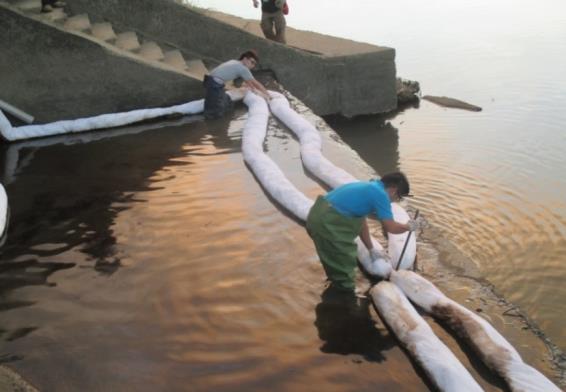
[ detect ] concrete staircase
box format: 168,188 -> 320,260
1,0 -> 209,80
2,0 -> 397,117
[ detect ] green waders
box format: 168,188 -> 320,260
306,196 -> 363,291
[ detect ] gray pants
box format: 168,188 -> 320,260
261,11 -> 286,44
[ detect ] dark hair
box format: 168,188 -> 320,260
380,172 -> 411,197
239,49 -> 259,63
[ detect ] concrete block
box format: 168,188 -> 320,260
138,41 -> 165,61
90,22 -> 116,41
64,13 -> 90,31
162,50 -> 186,70
185,59 -> 208,80
115,31 -> 140,51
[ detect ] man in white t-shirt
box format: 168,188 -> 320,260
203,50 -> 271,119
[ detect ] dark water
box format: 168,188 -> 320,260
0,111 -> 396,390
196,0 -> 566,352
1,103 -> 525,391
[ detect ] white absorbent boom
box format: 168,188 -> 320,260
0,89 -> 559,391
243,91 -> 559,391
242,91 -> 482,390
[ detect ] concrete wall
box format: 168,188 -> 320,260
66,0 -> 397,116
0,6 -> 203,124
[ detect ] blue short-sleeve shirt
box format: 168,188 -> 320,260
324,180 -> 393,220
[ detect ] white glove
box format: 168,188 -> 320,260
407,216 -> 426,232
371,258 -> 393,279
359,247 -> 392,279
369,247 -> 387,261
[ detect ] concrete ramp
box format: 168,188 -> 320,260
65,0 -> 397,116
0,0 -> 210,123
1,0 -> 397,122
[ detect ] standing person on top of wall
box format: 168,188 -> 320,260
203,50 -> 271,120
252,0 -> 287,44
306,172 -> 425,292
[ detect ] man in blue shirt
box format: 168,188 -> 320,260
306,172 -> 421,291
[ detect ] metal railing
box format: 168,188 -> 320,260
0,99 -> 34,124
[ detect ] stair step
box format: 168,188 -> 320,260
138,41 -> 164,61
185,59 -> 208,80
11,0 -> 40,11
162,50 -> 187,70
90,22 -> 116,41
38,7 -> 66,22
5,2 -> 209,82
63,13 -> 90,31
115,31 -> 140,51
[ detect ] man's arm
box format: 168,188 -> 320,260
359,218 -> 373,250
381,219 -> 410,234
244,79 -> 271,100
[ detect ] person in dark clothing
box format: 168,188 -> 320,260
252,0 -> 287,44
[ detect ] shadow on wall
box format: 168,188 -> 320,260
325,114 -> 401,176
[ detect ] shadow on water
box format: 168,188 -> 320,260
0,113 -> 234,343
315,284 -> 442,391
314,285 -> 395,362
325,114 -> 401,176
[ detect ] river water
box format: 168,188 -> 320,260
194,0 -> 566,352
1,0 -> 565,391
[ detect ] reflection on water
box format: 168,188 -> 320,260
325,114 -> 400,176
0,108 -> 440,391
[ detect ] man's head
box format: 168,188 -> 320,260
239,49 -> 259,70
380,172 -> 412,201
